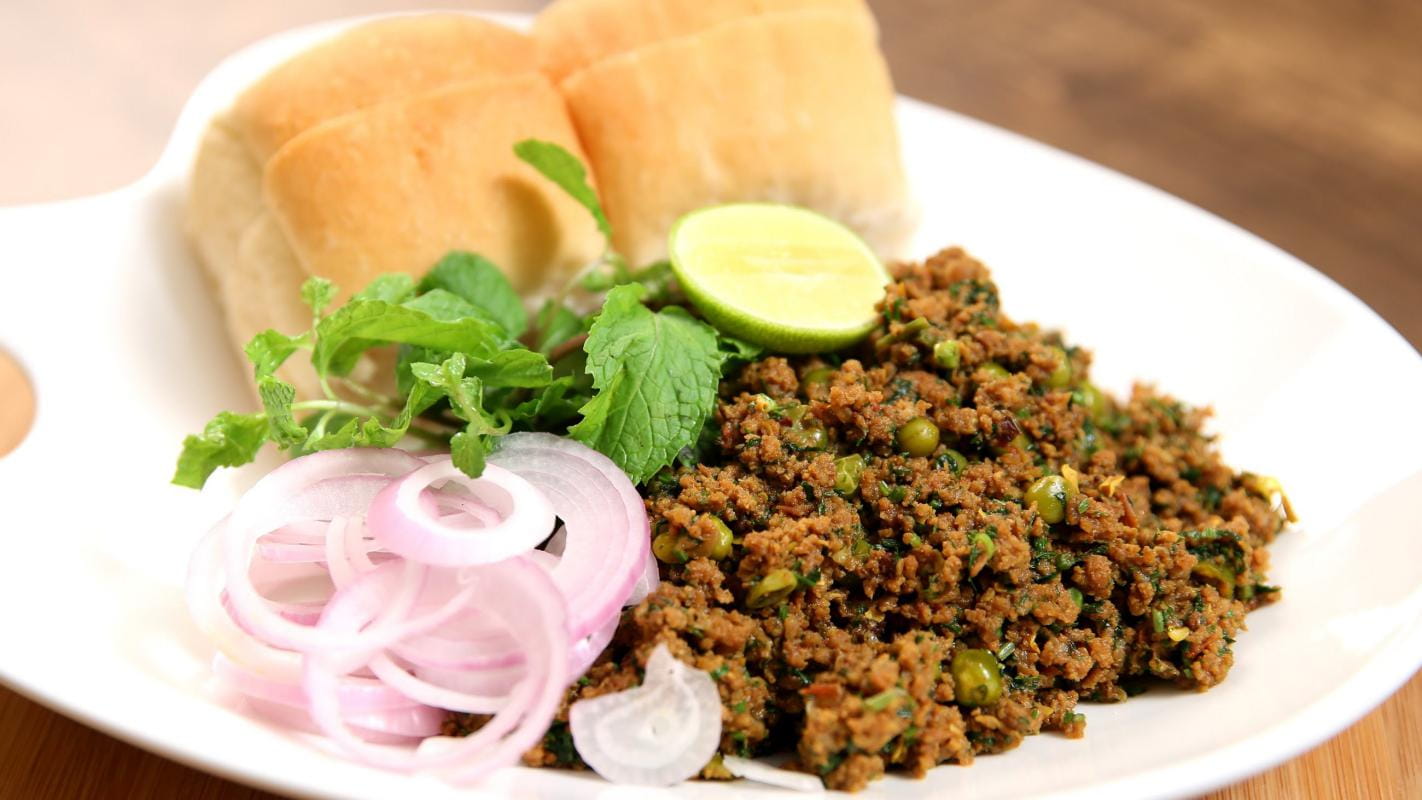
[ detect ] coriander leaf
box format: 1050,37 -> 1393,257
514,139 -> 611,239
244,329 -> 307,379
467,350 -> 552,388
418,252 -> 527,336
569,284 -> 724,482
534,299 -> 586,355
300,277 -> 337,317
172,411 -> 268,488
355,274 -> 416,303
257,375 -> 306,447
313,299 -> 505,377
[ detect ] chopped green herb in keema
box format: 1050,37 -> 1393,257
175,140 -> 758,489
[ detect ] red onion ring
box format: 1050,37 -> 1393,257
367,461 -> 554,567
187,439 -> 654,783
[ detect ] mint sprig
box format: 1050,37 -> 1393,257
177,143 -> 752,490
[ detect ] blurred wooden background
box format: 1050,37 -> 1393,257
0,1 -> 1418,798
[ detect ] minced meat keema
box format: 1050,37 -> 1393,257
455,247 -> 1293,791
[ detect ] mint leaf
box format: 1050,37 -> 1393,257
569,284 -> 723,482
514,139 -> 611,239
718,333 -> 764,363
450,430 -> 486,477
300,277 -> 337,317
410,354 -> 484,422
401,289 -> 486,322
244,329 -> 307,379
418,252 -> 527,336
534,300 -> 586,355
257,375 -> 306,447
313,299 -> 505,376
172,411 -> 268,488
302,416 -> 360,452
467,350 -> 552,388
355,274 -> 416,303
510,375 -> 586,428
410,353 -> 515,478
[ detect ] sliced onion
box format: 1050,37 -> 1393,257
367,459 -> 554,567
188,439 -> 655,786
213,654 -> 420,713
568,644 -> 722,786
303,557 -> 569,775
628,552 -> 660,607
722,756 -> 825,792
490,433 -> 651,637
243,697 -> 444,744
222,453 -> 428,653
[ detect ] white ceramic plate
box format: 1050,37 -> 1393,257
2,12 -> 1420,800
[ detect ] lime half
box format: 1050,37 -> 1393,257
668,204 -> 891,353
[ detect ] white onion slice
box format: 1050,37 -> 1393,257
568,644 -> 721,786
722,756 -> 825,792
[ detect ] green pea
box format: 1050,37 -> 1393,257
652,516 -> 734,563
978,362 -> 1011,382
897,417 -> 940,457
1191,561 -> 1236,599
933,340 -> 961,369
801,367 -> 834,399
1026,475 -> 1070,524
746,568 -> 798,609
852,538 -> 872,559
1077,382 -> 1109,425
834,454 -> 864,495
1046,347 -> 1072,389
950,649 -> 1003,707
784,419 -> 828,451
875,317 -> 930,349
702,517 -> 734,560
652,531 -> 689,564
937,448 -> 967,475
971,531 -> 996,563
1068,588 -> 1084,609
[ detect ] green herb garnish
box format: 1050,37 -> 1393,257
175,141 -> 748,489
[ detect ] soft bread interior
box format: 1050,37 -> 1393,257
558,9 -> 915,267
533,0 -> 873,84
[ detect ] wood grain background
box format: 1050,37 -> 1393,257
0,1 -> 1418,798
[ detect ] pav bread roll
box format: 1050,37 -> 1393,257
231,14 -> 534,165
532,0 -> 873,84
549,8 -> 914,267
262,73 -> 596,300
186,14 -> 603,397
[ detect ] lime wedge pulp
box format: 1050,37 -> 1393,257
667,204 -> 891,353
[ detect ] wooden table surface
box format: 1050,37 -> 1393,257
1,1 -> 1418,798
